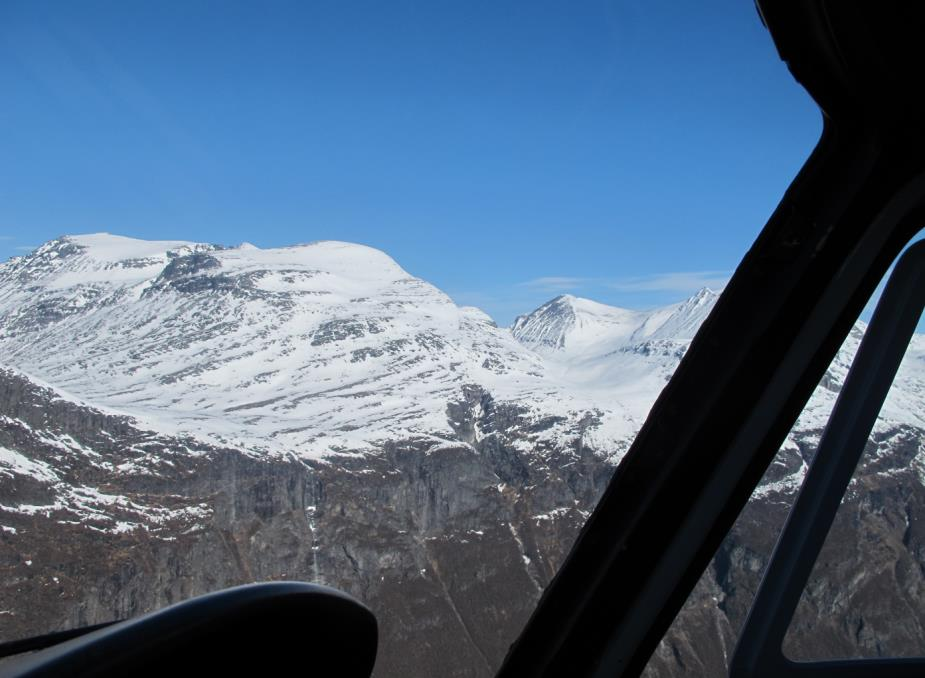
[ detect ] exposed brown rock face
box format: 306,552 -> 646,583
2,368 -> 924,677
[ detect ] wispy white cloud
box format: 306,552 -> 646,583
608,270 -> 730,293
518,276 -> 589,292
14,245 -> 36,252
0,236 -> 15,241
519,271 -> 731,295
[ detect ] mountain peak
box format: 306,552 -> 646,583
65,233 -> 203,262
685,286 -> 718,305
512,295 -> 644,352
511,288 -> 725,360
511,296 -> 577,350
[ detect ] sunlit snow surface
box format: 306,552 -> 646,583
1,234 -> 923,466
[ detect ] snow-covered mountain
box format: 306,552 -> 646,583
511,288 -> 716,355
3,233 -> 925,677
4,232 -> 925,525
3,233 -> 924,464
511,290 -> 720,411
0,235 -> 552,457
0,234 -> 738,462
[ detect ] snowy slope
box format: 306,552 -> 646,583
1,234 -> 923,466
0,235 -> 573,458
510,285 -> 925,495
510,289 -> 720,426
512,288 -> 717,358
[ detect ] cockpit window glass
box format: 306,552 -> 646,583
1,2 -> 820,675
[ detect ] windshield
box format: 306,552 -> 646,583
0,2 -> 845,676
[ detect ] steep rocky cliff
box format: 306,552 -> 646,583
0,370 -> 609,676
4,366 -> 925,676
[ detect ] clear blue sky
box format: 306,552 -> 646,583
0,0 -> 820,325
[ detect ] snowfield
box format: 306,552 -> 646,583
0,233 -> 922,469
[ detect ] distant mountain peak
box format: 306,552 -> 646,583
511,296 -> 578,350
512,295 -> 647,354
684,286 -> 718,305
